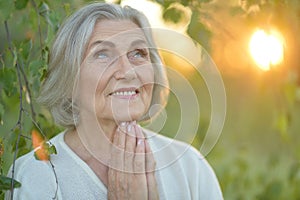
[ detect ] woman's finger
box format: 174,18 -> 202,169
145,139 -> 156,172
110,123 -> 126,170
134,124 -> 145,174
124,122 -> 136,173
108,123 -> 149,200
145,139 -> 159,200
117,122 -> 127,149
108,123 -> 128,199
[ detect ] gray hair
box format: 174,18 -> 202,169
38,2 -> 169,129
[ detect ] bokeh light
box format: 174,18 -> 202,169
249,29 -> 284,71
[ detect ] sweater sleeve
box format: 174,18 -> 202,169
5,153 -> 60,200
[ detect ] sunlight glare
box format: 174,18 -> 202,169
249,29 -> 284,71
121,0 -> 165,28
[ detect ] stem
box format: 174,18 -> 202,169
49,160 -> 58,200
20,134 -> 32,140
20,63 -> 36,121
23,109 -> 48,140
30,0 -> 43,49
4,20 -> 24,200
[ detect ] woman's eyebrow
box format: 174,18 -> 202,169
130,39 -> 148,48
88,39 -> 148,51
89,40 -> 115,49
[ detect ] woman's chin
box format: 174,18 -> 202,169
113,112 -> 145,123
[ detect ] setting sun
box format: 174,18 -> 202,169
249,29 -> 284,71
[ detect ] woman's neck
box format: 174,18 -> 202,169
66,110 -> 120,164
64,128 -> 109,186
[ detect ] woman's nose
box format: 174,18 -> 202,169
113,54 -> 137,80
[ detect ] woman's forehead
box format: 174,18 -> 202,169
89,19 -> 147,47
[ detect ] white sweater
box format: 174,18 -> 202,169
6,130 -> 223,200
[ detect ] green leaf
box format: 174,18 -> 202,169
12,49 -> 18,68
0,103 -> 4,120
63,3 -> 71,16
39,2 -> 50,15
12,136 -> 27,152
289,162 -> 300,182
199,0 -> 213,3
0,175 -> 21,190
42,47 -> 49,63
48,10 -> 60,32
163,7 -> 184,24
187,11 -> 212,52
179,0 -> 189,7
259,180 -> 283,199
275,113 -> 290,141
15,0 -> 29,10
0,1 -> 14,20
0,68 -> 18,97
19,39 -> 33,62
48,144 -> 57,155
154,0 -> 172,8
0,138 -> 3,157
38,2 -> 50,24
39,68 -> 48,82
29,60 -> 44,78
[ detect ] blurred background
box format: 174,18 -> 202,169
1,0 -> 300,199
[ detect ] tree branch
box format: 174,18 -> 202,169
20,63 -> 36,121
49,160 -> 58,200
30,0 -> 43,49
4,20 -> 24,200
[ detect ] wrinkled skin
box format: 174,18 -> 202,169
108,122 -> 159,200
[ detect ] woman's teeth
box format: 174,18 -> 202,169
111,91 -> 137,96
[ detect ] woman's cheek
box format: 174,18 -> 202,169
137,64 -> 154,84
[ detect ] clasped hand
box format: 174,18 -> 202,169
108,121 -> 159,200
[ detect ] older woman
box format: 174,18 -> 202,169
7,2 -> 223,200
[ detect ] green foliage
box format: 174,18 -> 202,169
151,1 -> 300,199
187,11 -> 212,52
163,6 -> 184,24
0,1 -> 14,20
15,0 -> 29,10
0,175 -> 21,190
0,0 -> 67,197
155,0 -> 213,51
154,0 -> 175,8
154,0 -> 213,7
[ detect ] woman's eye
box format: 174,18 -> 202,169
93,49 -> 113,62
97,52 -> 108,59
129,49 -> 149,60
133,51 -> 143,58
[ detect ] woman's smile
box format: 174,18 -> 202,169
77,19 -> 154,122
109,87 -> 140,99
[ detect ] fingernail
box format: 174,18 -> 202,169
118,122 -> 127,133
136,124 -> 142,130
137,139 -> 144,146
120,122 -> 126,127
127,123 -> 132,132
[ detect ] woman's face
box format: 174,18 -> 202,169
77,20 -> 154,124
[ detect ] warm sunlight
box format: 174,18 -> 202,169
249,29 -> 284,71
120,0 -> 165,28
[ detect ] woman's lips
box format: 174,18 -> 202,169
109,87 -> 140,99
